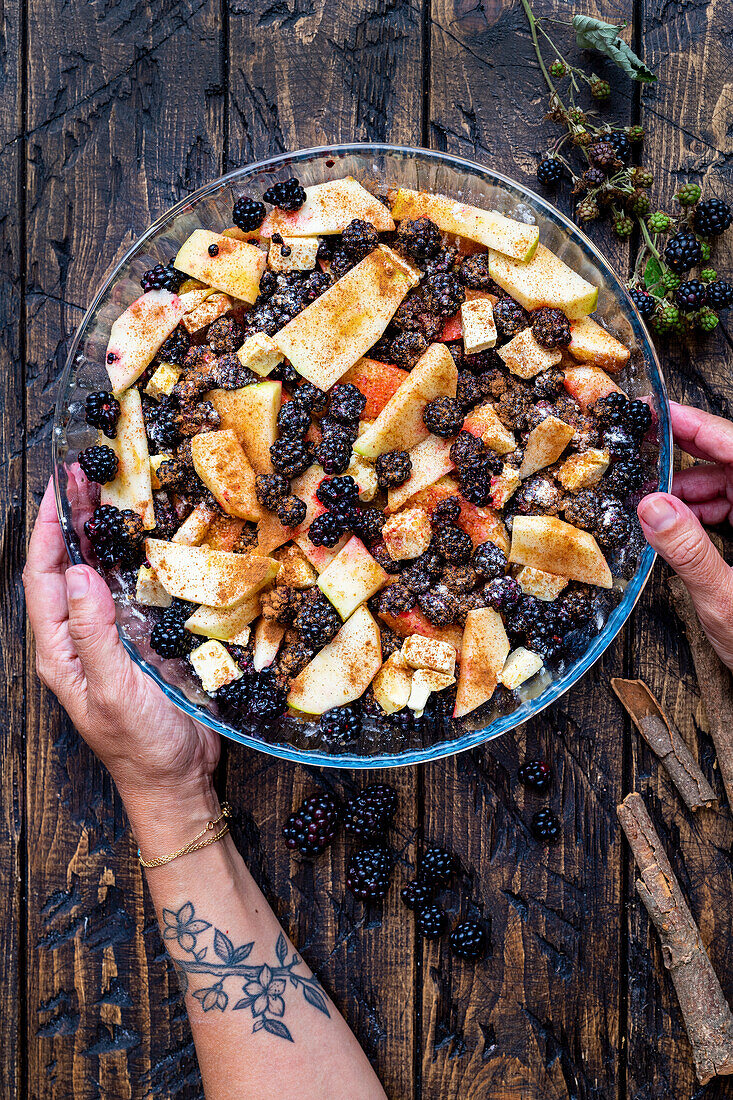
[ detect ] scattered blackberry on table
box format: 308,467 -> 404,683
419,847 -> 456,886
433,524 -> 473,565
706,279 -> 733,310
276,494 -> 307,528
316,475 -> 359,509
588,141 -> 619,171
346,846 -> 392,901
416,904 -> 446,939
379,584 -> 416,616
307,510 -> 347,548
292,381 -> 328,414
391,329 -> 428,370
418,590 -> 459,627
531,808 -> 561,842
328,382 -> 366,424
375,449 -> 412,490
401,880 -> 434,911
341,218 -> 379,260
140,260 -> 185,293
458,254 -> 498,290
675,279 -> 707,312
607,131 -> 632,163
232,195 -> 266,232
518,759 -> 551,791
397,216 -> 442,260
472,541 -> 508,580
255,473 -> 290,510
262,176 -> 306,211
693,197 -> 732,237
150,612 -> 195,659
536,158 -> 563,187
423,397 -> 465,438
249,672 -> 287,720
664,231 -> 703,274
270,437 -> 312,478
207,316 -> 243,354
627,287 -> 656,319
423,272 -> 465,317
282,793 -> 340,857
277,401 -> 311,438
78,444 -> 118,484
343,784 -> 397,840
484,575 -> 521,612
85,391 -> 121,438
493,296 -> 528,340
583,167 -> 605,187
319,703 -> 360,746
626,189 -> 650,218
450,921 -> 486,960
84,505 -> 143,566
530,306 -> 571,349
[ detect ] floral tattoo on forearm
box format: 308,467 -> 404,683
162,902 -> 330,1042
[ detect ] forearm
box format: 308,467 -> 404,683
126,783 -> 386,1100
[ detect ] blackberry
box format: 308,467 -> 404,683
282,793 -> 340,857
232,196 -> 266,232
533,368 -> 565,400
175,400 -> 220,437
556,589 -> 594,631
493,297 -> 528,340
456,371 -> 483,411
391,330 -> 429,370
294,592 -> 341,649
261,586 -> 300,625
675,279 -> 707,312
458,463 -> 497,506
270,360 -> 301,386
430,497 -> 460,526
706,279 -> 733,310
393,294 -> 444,340
375,449 -> 412,490
472,541 -> 508,580
450,430 -> 486,469
607,131 -> 632,163
341,218 -> 379,261
531,808 -> 561,842
262,177 -> 306,211
157,326 -> 191,365
292,381 -> 328,415
329,249 -> 354,278
450,921 -> 486,960
255,473 -> 290,510
433,524 -> 473,564
346,846 -> 392,901
605,458 -> 645,496
277,639 -> 314,682
518,759 -> 551,791
85,391 -> 121,438
583,167 -> 606,187
588,141 -> 620,171
270,437 -> 312,477
531,307 -> 571,349
396,217 -> 442,260
693,197 -> 732,237
379,584 -> 416,616
419,847 -> 456,886
423,246 -> 457,278
458,254 -> 498,290
319,704 -> 360,745
207,316 -> 243,354
321,415 -> 358,443
215,675 -> 252,717
441,565 -> 478,594
249,673 -> 287,720
84,505 -> 143,566
536,158 -> 563,187
307,510 -> 347,548
276,494 -> 307,528
628,287 -> 656,319
316,432 -> 352,475
369,542 -> 402,575
697,306 -> 720,331
316,475 -> 359,509
244,270 -> 332,336
664,232 -> 703,274
418,590 -> 459,627
343,784 -> 397,840
423,272 -> 465,317
140,260 -> 185,293
401,880 -> 434,911
416,904 -> 446,939
625,400 -> 652,439
423,397 -> 465,438
328,382 -> 366,424
631,167 -> 654,188
401,562 -> 430,595
150,612 -> 195,659
277,401 -> 311,438
79,444 -> 118,483
214,354 -> 256,389
626,189 -> 650,217
233,523 -> 259,552
484,575 -> 521,612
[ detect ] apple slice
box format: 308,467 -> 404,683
355,343 -> 458,459
568,317 -> 630,373
490,465 -> 521,509
508,516 -> 613,589
253,617 -> 286,671
191,430 -> 261,521
275,246 -> 420,391
295,532 -> 349,574
378,607 -> 463,652
260,177 -> 395,238
407,669 -> 455,715
386,435 -> 454,513
105,289 -> 185,394
410,474 -> 461,516
209,381 -> 281,474
185,592 -> 261,641
135,565 -> 172,608
454,608 -> 510,718
563,365 -> 623,412
457,500 -> 511,556
516,565 -> 568,601
497,327 -> 563,379
273,544 -> 318,589
346,455 -> 378,501
401,635 -> 456,676
189,640 -> 244,694
100,388 -> 156,529
171,501 -> 216,546
382,507 -> 432,561
268,237 -> 319,272
146,539 -> 278,607
500,648 -> 544,690
462,403 -> 517,455
488,243 -> 599,319
236,333 -> 284,378
287,605 -> 382,715
556,448 -> 610,491
391,189 -> 539,261
174,230 -> 266,304
256,464 -> 328,554
203,515 -> 246,552
317,536 -> 390,618
372,653 -> 413,715
519,415 -> 575,479
460,298 -> 497,353
341,358 -> 409,419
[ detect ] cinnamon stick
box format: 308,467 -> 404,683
669,576 -> 733,810
618,793 -> 733,1085
611,678 -> 716,812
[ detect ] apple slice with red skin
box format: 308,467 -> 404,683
341,357 -> 409,418
456,500 -> 511,556
454,608 -> 510,718
462,403 -> 516,455
563,366 -> 623,413
379,607 -> 463,652
287,605 -> 383,715
410,475 -> 461,516
105,289 -> 185,394
439,315 -> 463,342
508,515 -> 613,589
568,317 -> 630,373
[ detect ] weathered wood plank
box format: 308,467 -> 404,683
225,4 -> 424,1097
24,2 -> 223,1097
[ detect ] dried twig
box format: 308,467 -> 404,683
618,793 -> 733,1085
669,577 -> 733,810
611,678 -> 716,812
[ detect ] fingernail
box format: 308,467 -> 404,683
66,567 -> 90,599
640,496 -> 678,534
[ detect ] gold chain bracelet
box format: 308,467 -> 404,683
138,803 -> 232,868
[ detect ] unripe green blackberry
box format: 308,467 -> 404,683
661,271 -> 681,292
568,108 -> 586,125
653,300 -> 680,334
697,306 -> 719,332
626,125 -> 645,143
549,59 -> 567,77
572,131 -> 593,147
576,197 -> 599,222
676,183 -> 702,206
648,211 -> 671,233
700,268 -> 717,283
626,189 -> 650,216
591,79 -> 611,100
700,241 -> 712,261
631,168 -> 653,188
614,216 -> 634,238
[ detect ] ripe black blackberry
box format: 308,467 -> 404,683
249,673 -> 287,720
556,589 -> 594,632
605,457 -> 645,496
320,415 -> 358,443
214,353 -> 257,389
456,371 -> 483,411
625,400 -> 653,439
329,249 -> 354,279
316,475 -> 359,509
418,590 -> 459,627
245,270 -> 332,336
457,463 -> 496,506
341,218 -> 379,260
214,675 -> 253,717
675,279 -> 707,312
294,594 -> 341,651
449,430 -> 486,470
423,272 -> 466,317
150,612 -> 195,659
232,196 -> 266,232
276,494 -> 307,528
346,846 -> 392,901
400,562 -> 430,595
262,176 -> 306,211
316,431 -> 352,475
518,759 -> 551,791
596,497 -> 632,549
531,808 -> 561,842
458,253 -> 498,290
664,231 -> 703,274
484,575 -> 521,612
140,260 -> 185,293
393,294 -> 443,339
472,541 -> 508,580
416,904 -> 446,939
369,542 -> 402,575
693,197 -> 732,237
705,279 -> 733,310
343,784 -> 397,840
277,401 -> 311,437
442,565 -> 478,594
79,445 -> 118,484
292,381 -> 328,414
607,130 -> 632,163
423,397 -> 465,438
305,510 -> 344,548
419,847 -> 456,886
84,505 -> 143,566
401,880 -> 434,911
207,316 -> 243,354
428,497 -> 459,527
391,330 -> 428,370
156,325 -> 190,366
379,584 -> 417,616
85,391 -> 121,438
282,793 -> 340,856
627,287 -> 656,319
450,921 -> 486,960
270,437 -> 312,477
319,703 -> 360,746
375,449 -> 412,490
531,307 -> 571,349
255,473 -> 290,510
176,400 -> 221,438
433,524 -> 473,565
328,382 -> 366,424
536,158 -> 563,187
493,296 -> 528,340
397,216 -> 442,260
533,368 -> 565,400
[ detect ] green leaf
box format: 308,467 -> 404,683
644,256 -> 663,291
572,16 -> 657,83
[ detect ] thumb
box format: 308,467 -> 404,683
65,565 -> 131,688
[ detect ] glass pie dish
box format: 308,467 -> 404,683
53,143 -> 672,768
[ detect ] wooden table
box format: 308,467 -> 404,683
3,0 -> 732,1096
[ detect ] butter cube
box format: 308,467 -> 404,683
136,565 -> 172,608
401,635 -> 457,677
407,669 -> 455,715
500,647 -> 544,690
382,507 -> 431,561
145,363 -> 181,401
372,652 -> 413,714
268,237 -> 319,273
461,298 -> 497,353
557,449 -> 611,491
236,333 -> 284,378
517,565 -> 568,601
189,640 -> 243,694
497,328 -> 563,379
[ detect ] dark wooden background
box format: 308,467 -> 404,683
3,0 -> 733,1096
